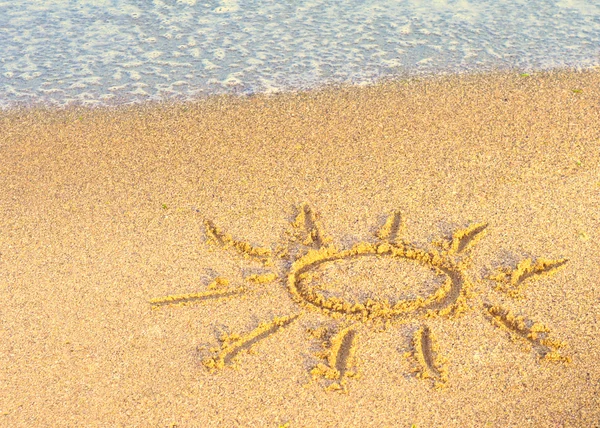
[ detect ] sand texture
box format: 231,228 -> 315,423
1,69 -> 599,427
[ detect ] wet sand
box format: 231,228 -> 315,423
1,69 -> 599,427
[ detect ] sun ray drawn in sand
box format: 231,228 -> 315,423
151,204 -> 570,392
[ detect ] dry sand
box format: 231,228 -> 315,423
1,69 -> 599,427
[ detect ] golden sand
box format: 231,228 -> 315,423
1,68 -> 599,426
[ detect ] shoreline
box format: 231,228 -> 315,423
1,64 -> 598,113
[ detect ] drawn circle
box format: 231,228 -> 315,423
288,241 -> 466,321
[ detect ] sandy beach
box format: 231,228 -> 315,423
1,69 -> 599,427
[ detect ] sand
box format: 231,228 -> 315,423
1,69 -> 599,427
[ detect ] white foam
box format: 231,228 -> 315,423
214,0 -> 239,14
0,0 -> 598,108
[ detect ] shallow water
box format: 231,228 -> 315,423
1,0 -> 598,108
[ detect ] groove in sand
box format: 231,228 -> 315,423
311,326 -> 359,392
412,325 -> 448,388
485,304 -> 570,362
150,277 -> 241,307
376,211 -> 404,243
150,288 -> 243,307
204,314 -> 300,370
205,219 -> 272,264
489,258 -> 568,298
291,203 -> 332,248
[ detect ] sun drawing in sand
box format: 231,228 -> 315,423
150,204 -> 570,391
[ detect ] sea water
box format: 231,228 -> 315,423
1,0 -> 598,108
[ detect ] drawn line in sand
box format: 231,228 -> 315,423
411,326 -> 448,388
291,203 -> 333,248
149,277 -> 243,307
204,219 -> 273,265
488,258 -> 568,298
204,314 -> 299,370
376,210 -> 405,243
485,304 -> 570,362
150,289 -> 243,307
151,204 -> 570,391
245,272 -> 278,284
311,326 -> 359,392
447,223 -> 489,255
